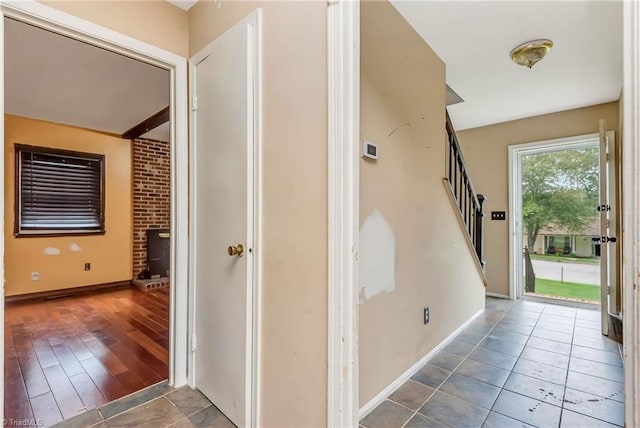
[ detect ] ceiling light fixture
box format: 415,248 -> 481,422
510,39 -> 553,69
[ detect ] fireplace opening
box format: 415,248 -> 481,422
133,228 -> 170,290
147,228 -> 170,278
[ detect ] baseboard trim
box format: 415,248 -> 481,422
5,280 -> 132,303
358,308 -> 484,420
521,294 -> 599,310
486,292 -> 511,299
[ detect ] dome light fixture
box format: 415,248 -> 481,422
510,39 -> 553,69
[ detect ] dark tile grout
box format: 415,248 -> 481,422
494,302 -> 623,427
58,382 -> 227,428
557,303 -> 577,428
490,303 -> 622,428
480,299 -> 544,427
398,298 -> 513,428
95,397 -> 215,428
364,297 -> 624,428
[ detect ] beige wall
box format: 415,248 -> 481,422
359,1 -> 485,407
4,115 -> 132,296
457,102 -> 619,296
40,0 -> 189,57
15,2 -> 327,425
189,3 -> 328,426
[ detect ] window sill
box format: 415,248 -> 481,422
14,230 -> 106,238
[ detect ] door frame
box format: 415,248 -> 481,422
508,132 -> 613,301
327,1 -> 360,426
187,10 -> 262,426
623,0 -> 640,425
0,0 -> 190,421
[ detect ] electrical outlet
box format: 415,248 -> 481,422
84,263 -> 91,271
423,306 -> 430,325
31,272 -> 39,281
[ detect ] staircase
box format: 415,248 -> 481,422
443,110 -> 487,282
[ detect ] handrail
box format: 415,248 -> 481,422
445,115 -> 480,208
445,110 -> 486,267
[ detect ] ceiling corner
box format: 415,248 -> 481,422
166,0 -> 198,12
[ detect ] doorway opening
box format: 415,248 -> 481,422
1,4 -> 189,425
521,144 -> 600,304
3,17 -> 171,424
509,130 -> 619,337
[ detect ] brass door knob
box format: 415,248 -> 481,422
228,244 -> 244,257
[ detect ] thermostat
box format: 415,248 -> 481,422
362,141 -> 378,160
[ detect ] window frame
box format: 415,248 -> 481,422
14,144 -> 106,237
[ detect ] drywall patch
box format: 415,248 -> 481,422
359,209 -> 395,303
70,243 -> 82,252
44,247 -> 60,255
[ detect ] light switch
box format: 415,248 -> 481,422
491,211 -> 506,221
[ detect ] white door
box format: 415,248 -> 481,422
191,12 -> 260,427
598,120 -> 616,335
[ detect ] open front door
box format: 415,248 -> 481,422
598,119 -> 617,335
191,12 -> 260,427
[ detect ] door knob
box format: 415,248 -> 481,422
228,244 -> 244,257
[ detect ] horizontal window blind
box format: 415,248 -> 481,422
17,145 -> 104,234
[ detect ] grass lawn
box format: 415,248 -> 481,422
530,254 -> 599,265
529,278 -> 601,303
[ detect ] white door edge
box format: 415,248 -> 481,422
327,1 -> 360,427
0,0 -> 190,422
607,133 -> 619,316
598,120 -> 609,336
508,133 -> 611,303
188,9 -> 262,427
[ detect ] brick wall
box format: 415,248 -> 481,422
132,138 -> 171,278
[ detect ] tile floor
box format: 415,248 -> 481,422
361,297 -> 624,428
52,381 -> 236,428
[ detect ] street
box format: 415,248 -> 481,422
531,259 -> 600,285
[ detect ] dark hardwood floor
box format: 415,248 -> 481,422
4,287 -> 169,426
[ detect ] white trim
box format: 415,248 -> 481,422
508,133 -> 602,154
2,1 -> 179,69
508,132 -> 609,303
188,10 -> 262,427
251,11 -> 263,426
0,1 -> 190,420
169,29 -> 190,393
187,55 -> 196,390
598,121 -> 609,336
623,0 -> 640,426
507,145 -> 517,300
358,309 -> 484,420
486,292 -> 510,299
327,1 -> 360,427
607,128 -> 619,316
0,14 -> 4,423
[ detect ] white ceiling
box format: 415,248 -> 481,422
391,1 -> 623,131
5,18 -> 170,140
141,121 -> 171,141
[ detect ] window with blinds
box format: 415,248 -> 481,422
15,145 -> 105,236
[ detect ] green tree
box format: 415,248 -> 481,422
522,148 -> 599,250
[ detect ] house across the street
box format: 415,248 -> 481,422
528,219 -> 600,257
